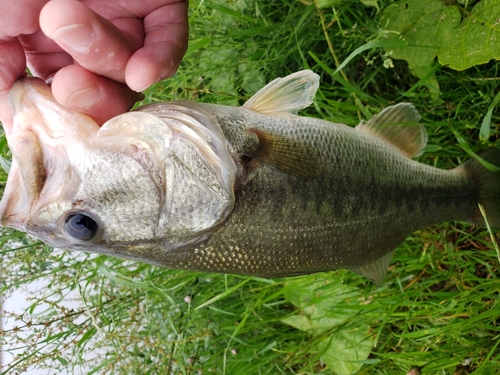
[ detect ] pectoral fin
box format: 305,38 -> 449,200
356,103 -> 427,158
243,70 -> 320,116
246,129 -> 321,178
350,250 -> 394,286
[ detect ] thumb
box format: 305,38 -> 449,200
40,0 -> 143,83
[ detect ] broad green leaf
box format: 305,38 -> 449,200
319,326 -> 375,375
439,0 -> 500,70
283,275 -> 374,372
382,0 -> 500,73
360,0 -> 379,11
381,0 -> 460,69
283,276 -> 360,334
281,314 -> 313,331
409,65 -> 441,94
381,0 -> 459,92
283,275 -> 358,312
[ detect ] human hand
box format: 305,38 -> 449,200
0,0 -> 188,133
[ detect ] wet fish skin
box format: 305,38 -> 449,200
1,71 -> 499,284
161,102 -> 487,282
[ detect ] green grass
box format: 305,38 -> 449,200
1,0 -> 500,374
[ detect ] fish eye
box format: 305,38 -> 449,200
64,213 -> 98,240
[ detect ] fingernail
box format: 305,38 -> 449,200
50,23 -> 96,55
132,77 -> 157,93
65,86 -> 100,109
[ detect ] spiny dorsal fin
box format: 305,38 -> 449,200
243,70 -> 320,115
246,129 -> 321,178
356,103 -> 427,158
350,250 -> 394,286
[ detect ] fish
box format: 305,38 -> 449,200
1,70 -> 499,285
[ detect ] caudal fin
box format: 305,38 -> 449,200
463,149 -> 500,228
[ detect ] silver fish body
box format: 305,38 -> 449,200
1,71 -> 499,284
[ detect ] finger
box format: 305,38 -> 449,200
0,39 -> 27,134
51,65 -> 143,125
125,41 -> 186,92
0,0 -> 48,38
19,30 -> 73,81
39,0 -> 144,83
125,1 -> 189,92
0,39 -> 27,93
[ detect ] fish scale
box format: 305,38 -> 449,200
172,131 -> 477,279
1,71 -> 499,285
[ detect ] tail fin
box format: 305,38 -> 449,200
463,149 -> 500,228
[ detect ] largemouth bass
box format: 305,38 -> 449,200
1,71 -> 499,284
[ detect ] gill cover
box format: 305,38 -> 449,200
98,102 -> 237,245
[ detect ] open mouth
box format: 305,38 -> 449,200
0,80 -> 49,230
0,78 -> 100,234
0,160 -> 31,230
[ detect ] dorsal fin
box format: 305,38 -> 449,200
356,103 -> 427,158
243,70 -> 320,115
350,250 -> 394,286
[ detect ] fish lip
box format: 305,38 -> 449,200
8,79 -> 29,115
0,160 -> 31,230
0,78 -> 50,230
8,78 -> 52,121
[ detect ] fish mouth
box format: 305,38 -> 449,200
0,162 -> 28,230
0,78 -> 95,230
0,134 -> 45,230
0,80 -> 46,229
